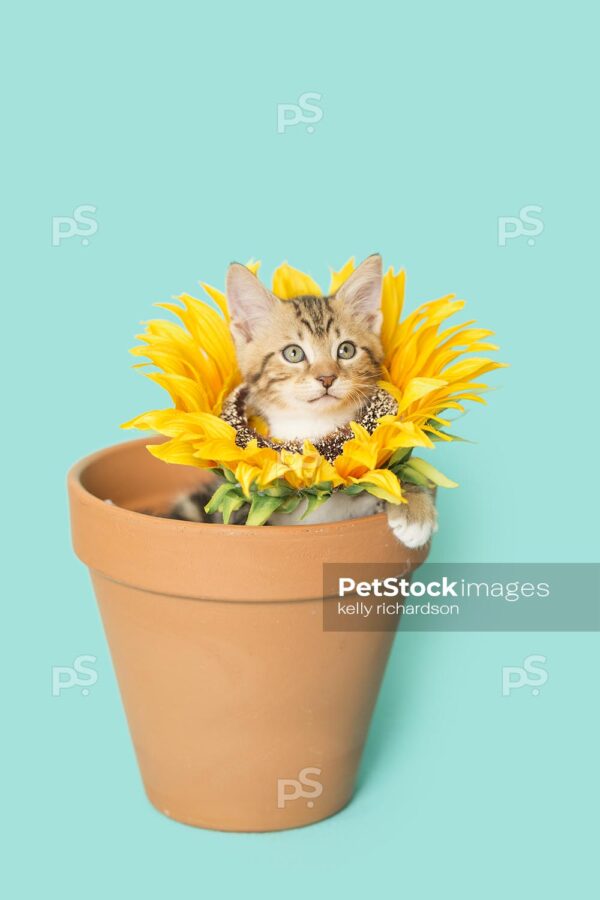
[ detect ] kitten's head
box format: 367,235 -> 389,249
226,255 -> 384,439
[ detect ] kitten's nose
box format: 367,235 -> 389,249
317,374 -> 337,389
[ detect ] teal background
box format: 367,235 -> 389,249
3,2 -> 598,897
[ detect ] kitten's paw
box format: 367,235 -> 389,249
390,516 -> 435,549
386,493 -> 438,549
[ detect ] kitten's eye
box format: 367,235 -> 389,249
282,344 -> 306,363
337,341 -> 356,360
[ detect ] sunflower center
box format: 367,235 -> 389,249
220,385 -> 398,462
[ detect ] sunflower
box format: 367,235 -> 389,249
123,259 -> 504,524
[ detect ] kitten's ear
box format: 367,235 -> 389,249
335,254 -> 383,331
226,263 -> 277,343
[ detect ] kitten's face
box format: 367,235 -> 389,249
227,255 -> 384,438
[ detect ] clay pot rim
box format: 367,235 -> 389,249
69,436 -> 427,602
68,436 -> 390,538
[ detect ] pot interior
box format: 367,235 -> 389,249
79,438 -> 214,517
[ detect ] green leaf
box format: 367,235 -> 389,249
204,481 -> 239,515
428,430 -> 473,443
388,447 -> 413,468
277,495 -> 302,514
246,494 -> 284,526
398,463 -> 431,487
408,457 -> 458,488
265,480 -> 294,498
302,491 -> 331,518
341,484 -> 366,495
313,480 -> 334,492
221,491 -> 247,524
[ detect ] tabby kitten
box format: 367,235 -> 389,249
173,255 -> 436,548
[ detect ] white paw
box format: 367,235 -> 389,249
391,517 -> 436,549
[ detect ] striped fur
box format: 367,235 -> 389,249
227,257 -> 384,443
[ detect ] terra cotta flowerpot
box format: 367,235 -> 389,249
68,437 -> 429,831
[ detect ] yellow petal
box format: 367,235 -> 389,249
334,456 -> 368,480
248,414 -> 269,435
440,358 -> 506,382
257,458 -> 290,487
146,373 -> 211,413
235,461 -> 261,497
328,258 -> 355,293
381,268 -> 406,352
272,263 -> 322,299
349,421 -> 371,442
186,414 -> 237,440
192,439 -> 244,462
122,408 -> 215,438
353,469 -> 405,503
314,459 -> 342,486
339,440 -> 379,470
201,282 -> 230,321
397,377 -> 448,413
148,438 -> 204,468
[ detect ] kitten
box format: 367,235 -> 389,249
172,255 -> 437,548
